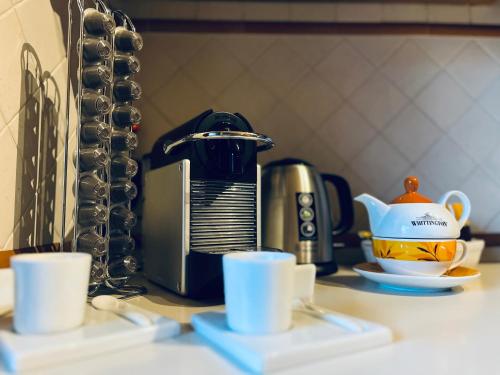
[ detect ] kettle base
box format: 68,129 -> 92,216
315,261 -> 338,276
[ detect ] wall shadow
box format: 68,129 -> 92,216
13,44 -> 60,249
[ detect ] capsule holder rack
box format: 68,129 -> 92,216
107,11 -> 142,292
62,0 -> 145,297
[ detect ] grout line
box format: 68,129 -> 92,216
0,3 -> 15,19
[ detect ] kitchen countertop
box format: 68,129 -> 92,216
3,263 -> 499,374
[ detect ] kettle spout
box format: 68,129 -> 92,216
354,193 -> 390,233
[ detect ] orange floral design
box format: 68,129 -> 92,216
372,239 -> 456,262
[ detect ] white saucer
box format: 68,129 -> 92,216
0,306 -> 181,372
192,310 -> 392,373
353,262 -> 481,292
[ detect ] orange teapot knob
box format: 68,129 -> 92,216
391,176 -> 433,204
404,176 -> 419,193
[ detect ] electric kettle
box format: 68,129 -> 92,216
261,159 -> 354,275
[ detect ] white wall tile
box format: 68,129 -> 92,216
136,98 -> 174,156
217,71 -> 277,125
381,40 -> 440,98
487,212 -> 500,232
0,9 -> 26,124
250,40 -> 309,97
415,72 -> 472,130
163,1 -> 199,19
336,3 -> 382,23
428,4 -> 470,24
197,1 -> 244,20
381,4 -> 427,23
350,73 -> 408,130
477,37 -> 500,63
416,137 -> 475,191
351,136 -> 411,193
479,77 -> 500,122
447,42 -> 500,98
110,0 -> 198,19
284,35 -> 340,67
284,71 -> 342,130
318,104 -> 376,162
217,34 -> 276,67
414,37 -> 468,67
483,145 -> 500,187
348,36 -> 404,67
0,126 -> 25,246
184,39 -> 245,97
255,102 -> 311,156
289,3 -> 335,22
315,41 -> 374,98
0,0 -> 11,15
383,104 -> 441,163
294,136 -> 345,174
470,2 -> 500,25
147,33 -> 208,67
140,33 -> 179,95
15,0 -> 65,73
149,70 -> 214,126
243,2 -> 289,21
449,107 -> 500,164
460,169 -> 500,230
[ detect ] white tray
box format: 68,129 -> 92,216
0,305 -> 181,372
192,310 -> 392,373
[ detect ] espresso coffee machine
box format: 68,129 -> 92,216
142,110 -> 273,297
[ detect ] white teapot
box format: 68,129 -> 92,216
354,176 -> 470,239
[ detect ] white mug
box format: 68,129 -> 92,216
11,253 -> 91,335
223,251 -> 316,335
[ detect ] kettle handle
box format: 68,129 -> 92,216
321,174 -> 354,236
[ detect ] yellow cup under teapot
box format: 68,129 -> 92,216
372,237 -> 467,276
372,238 -> 458,261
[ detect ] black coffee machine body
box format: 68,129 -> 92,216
142,110 -> 273,297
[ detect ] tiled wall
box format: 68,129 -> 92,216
137,31 -> 500,233
0,0 -> 75,250
3,0 -> 500,251
112,0 -> 500,26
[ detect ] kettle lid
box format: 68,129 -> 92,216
390,176 -> 433,204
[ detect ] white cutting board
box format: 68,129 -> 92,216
192,310 -> 392,373
0,305 -> 181,372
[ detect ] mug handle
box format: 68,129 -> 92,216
293,264 -> 316,303
450,240 -> 468,269
437,191 -> 471,229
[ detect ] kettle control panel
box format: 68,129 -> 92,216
296,193 -> 318,241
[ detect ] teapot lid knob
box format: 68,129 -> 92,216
391,176 -> 433,204
404,176 -> 419,193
